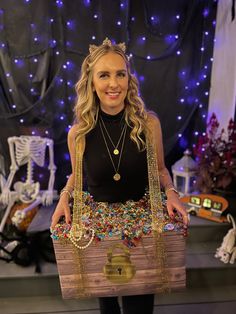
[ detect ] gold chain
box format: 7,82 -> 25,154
99,120 -> 127,181
100,113 -> 126,155
146,131 -> 170,292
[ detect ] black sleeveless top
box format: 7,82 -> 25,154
83,109 -> 148,203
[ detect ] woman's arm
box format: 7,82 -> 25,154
50,125 -> 78,229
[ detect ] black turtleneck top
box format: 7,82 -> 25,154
83,109 -> 148,203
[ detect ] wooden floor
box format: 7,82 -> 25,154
1,289 -> 236,314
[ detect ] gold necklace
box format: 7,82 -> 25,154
100,114 -> 126,155
99,120 -> 127,181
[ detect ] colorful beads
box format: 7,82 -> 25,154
51,191 -> 187,247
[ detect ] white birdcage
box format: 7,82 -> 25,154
172,149 -> 197,195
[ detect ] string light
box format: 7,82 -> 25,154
3,1 -> 215,165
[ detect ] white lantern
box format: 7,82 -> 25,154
171,149 -> 197,195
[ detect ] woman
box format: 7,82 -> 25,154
51,38 -> 188,314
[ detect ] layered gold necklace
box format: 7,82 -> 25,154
99,117 -> 127,181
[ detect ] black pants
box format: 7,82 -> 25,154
99,294 -> 154,314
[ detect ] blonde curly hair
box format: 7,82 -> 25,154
74,40 -> 149,150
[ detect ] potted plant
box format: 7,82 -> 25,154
193,113 -> 236,194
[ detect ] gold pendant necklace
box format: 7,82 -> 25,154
113,173 -> 121,181
99,120 -> 127,181
100,115 -> 126,155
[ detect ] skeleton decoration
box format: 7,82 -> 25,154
215,214 -> 236,264
0,136 -> 58,233
0,154 -> 6,193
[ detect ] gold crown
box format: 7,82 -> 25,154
89,37 -> 126,54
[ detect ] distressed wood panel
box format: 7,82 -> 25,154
53,232 -> 186,299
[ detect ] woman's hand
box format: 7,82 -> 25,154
50,195 -> 71,229
166,191 -> 189,226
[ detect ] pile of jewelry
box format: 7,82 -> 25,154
51,191 -> 186,247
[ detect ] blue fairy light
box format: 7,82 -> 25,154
66,20 -> 74,30
64,153 -> 70,161
165,35 -> 176,44
56,0 -> 63,8
150,16 -> 158,24
83,0 -> 90,6
203,8 -> 209,17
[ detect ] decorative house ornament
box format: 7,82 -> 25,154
180,193 -> 228,223
172,149 -> 198,195
0,136 -> 58,233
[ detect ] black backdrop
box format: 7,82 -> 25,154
0,0 -> 217,189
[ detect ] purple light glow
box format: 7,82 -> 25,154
203,8 -> 209,17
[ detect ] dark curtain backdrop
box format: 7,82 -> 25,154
0,0 -> 216,189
